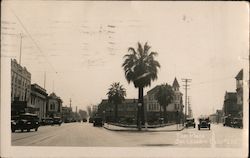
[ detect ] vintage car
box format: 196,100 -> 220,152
11,113 -> 40,132
223,116 -> 233,127
198,117 -> 210,130
89,117 -> 94,123
82,118 -> 87,122
93,117 -> 104,127
185,118 -> 196,128
231,118 -> 243,128
40,118 -> 53,126
52,117 -> 62,126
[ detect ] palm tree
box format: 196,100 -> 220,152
155,83 -> 174,123
106,82 -> 126,122
122,42 -> 160,129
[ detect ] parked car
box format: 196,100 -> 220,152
52,117 -> 62,126
11,113 -> 40,132
89,117 -> 94,123
40,118 -> 53,126
223,116 -> 233,127
82,118 -> 87,122
93,117 -> 104,127
231,118 -> 243,128
198,117 -> 210,130
185,118 -> 196,128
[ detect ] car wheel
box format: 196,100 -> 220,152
11,129 -> 15,133
21,129 -> 24,132
35,128 -> 38,131
27,129 -> 30,132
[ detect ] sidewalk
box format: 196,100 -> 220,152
103,123 -> 185,132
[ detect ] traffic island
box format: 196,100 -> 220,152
103,123 -> 185,132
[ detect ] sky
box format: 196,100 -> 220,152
1,1 -> 248,117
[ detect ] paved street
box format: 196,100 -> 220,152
12,122 -> 243,148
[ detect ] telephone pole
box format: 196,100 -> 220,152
70,98 -> 72,108
44,72 -> 46,89
182,78 -> 191,122
19,33 -> 23,65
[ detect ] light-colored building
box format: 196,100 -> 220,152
46,92 -> 63,118
30,84 -> 48,121
145,77 -> 184,123
11,59 -> 31,102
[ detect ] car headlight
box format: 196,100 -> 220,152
27,122 -> 31,124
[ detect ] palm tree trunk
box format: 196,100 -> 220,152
115,104 -> 118,123
137,87 -> 144,130
163,106 -> 167,123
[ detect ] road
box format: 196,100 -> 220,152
12,122 -> 244,147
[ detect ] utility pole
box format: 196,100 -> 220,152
188,96 -> 191,117
182,78 -> 191,122
44,71 -> 46,89
19,33 -> 23,65
70,98 -> 72,108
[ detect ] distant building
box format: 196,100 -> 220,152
98,99 -> 137,122
216,109 -> 223,123
11,59 -> 31,114
46,92 -> 63,118
223,92 -> 237,117
235,69 -> 243,118
62,106 -> 73,122
30,83 -> 48,121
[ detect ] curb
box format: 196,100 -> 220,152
103,125 -> 185,132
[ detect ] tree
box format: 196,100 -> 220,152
122,42 -> 160,130
155,83 -> 174,123
106,82 -> 126,122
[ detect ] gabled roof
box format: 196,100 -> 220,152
172,77 -> 180,88
147,85 -> 160,94
235,69 -> 243,80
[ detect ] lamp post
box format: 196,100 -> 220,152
138,103 -> 142,131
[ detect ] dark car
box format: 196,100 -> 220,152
93,117 -> 104,127
52,117 -> 62,126
185,118 -> 196,128
198,117 -> 210,130
89,117 -> 94,123
40,118 -> 53,126
82,118 -> 87,122
231,118 -> 243,128
11,113 -> 40,132
223,116 -> 232,127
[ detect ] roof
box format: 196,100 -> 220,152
147,85 -> 160,94
235,69 -> 243,80
172,77 -> 180,88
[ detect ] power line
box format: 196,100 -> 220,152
8,7 -> 57,73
